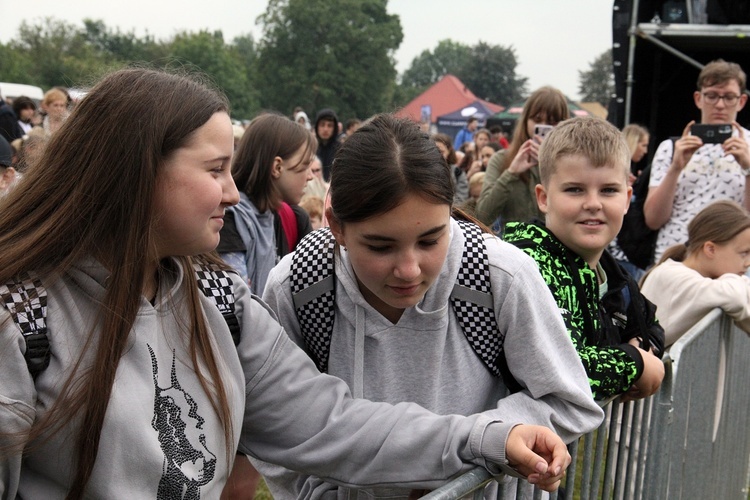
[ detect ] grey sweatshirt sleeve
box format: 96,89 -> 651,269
235,274 -> 517,489
0,315 -> 37,499
484,237 -> 604,443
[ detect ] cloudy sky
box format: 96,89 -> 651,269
1,0 -> 614,101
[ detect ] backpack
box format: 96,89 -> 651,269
289,220 -> 521,391
0,265 -> 240,379
617,137 -> 677,270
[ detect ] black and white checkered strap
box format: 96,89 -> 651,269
194,265 -> 240,346
452,220 -> 504,377
291,228 -> 337,373
0,271 -> 50,379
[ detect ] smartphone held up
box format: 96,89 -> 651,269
690,123 -> 732,144
534,124 -> 555,144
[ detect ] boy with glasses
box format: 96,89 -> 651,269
644,59 -> 750,262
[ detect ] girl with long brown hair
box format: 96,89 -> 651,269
0,68 -> 576,498
475,86 -> 570,233
641,200 -> 750,346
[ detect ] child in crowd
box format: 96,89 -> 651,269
458,170 -> 485,217
303,155 -> 329,200
256,114 -> 604,499
217,113 -> 314,294
0,68 -> 574,498
476,86 -> 570,234
641,200 -> 750,346
504,116 -> 665,402
433,132 -> 469,204
300,194 -> 325,229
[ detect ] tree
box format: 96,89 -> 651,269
256,0 -> 403,119
461,42 -> 527,104
578,49 -> 614,106
400,40 -> 471,90
82,19 -> 168,63
396,39 -> 527,108
11,18 -> 110,89
169,30 -> 257,118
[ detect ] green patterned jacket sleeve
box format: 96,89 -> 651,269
506,225 -> 641,400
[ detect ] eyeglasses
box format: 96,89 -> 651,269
702,92 -> 741,106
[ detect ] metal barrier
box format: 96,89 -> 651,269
423,309 -> 750,500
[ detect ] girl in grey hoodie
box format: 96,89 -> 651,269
258,114 -> 604,499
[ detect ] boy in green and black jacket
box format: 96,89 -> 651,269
504,116 -> 665,401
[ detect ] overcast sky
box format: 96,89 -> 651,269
0,0 -> 614,101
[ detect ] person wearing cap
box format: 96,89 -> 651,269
0,135 -> 18,192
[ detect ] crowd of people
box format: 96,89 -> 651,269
0,58 -> 748,499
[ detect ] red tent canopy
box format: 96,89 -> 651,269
395,74 -> 503,123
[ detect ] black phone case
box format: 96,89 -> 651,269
691,123 -> 732,144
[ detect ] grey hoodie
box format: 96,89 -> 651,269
258,218 -> 604,499
0,256 -> 561,498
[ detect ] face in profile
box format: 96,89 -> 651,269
275,145 -> 314,205
706,228 -> 750,277
152,112 -> 239,259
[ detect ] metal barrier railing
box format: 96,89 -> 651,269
423,309 -> 750,500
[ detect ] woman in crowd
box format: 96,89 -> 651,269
217,113 -> 314,294
475,86 -> 569,233
39,87 -> 69,136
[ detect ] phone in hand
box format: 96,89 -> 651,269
690,123 -> 732,144
534,124 -> 554,144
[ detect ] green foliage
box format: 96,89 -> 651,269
10,18 -> 112,89
397,39 -> 527,107
462,42 -> 527,104
400,40 -> 470,90
256,0 -> 403,119
578,49 -> 614,106
169,31 -> 259,118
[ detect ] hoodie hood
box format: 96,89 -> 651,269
294,111 -> 311,131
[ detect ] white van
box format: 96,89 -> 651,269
0,82 -> 45,105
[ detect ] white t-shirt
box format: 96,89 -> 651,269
649,128 -> 750,261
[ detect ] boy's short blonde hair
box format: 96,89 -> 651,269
538,116 -> 630,186
468,171 -> 485,191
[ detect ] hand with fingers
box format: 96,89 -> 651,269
505,424 -> 572,492
507,140 -> 540,175
723,121 -> 750,170
672,121 -> 704,173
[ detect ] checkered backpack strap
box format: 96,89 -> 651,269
0,271 -> 50,379
451,220 -> 505,378
194,265 -> 240,346
290,228 -> 337,373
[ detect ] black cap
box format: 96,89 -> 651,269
0,135 -> 12,167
